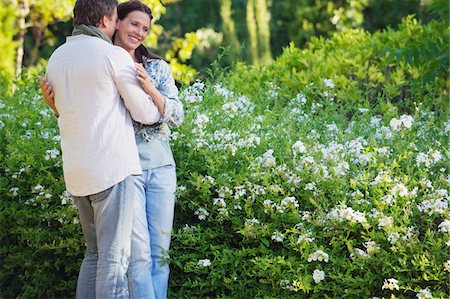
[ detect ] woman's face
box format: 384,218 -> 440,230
115,11 -> 151,52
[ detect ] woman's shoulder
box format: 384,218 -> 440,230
146,58 -> 172,79
147,58 -> 170,70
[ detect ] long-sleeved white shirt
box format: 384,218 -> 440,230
46,34 -> 160,196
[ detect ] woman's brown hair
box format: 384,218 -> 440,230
117,0 -> 163,64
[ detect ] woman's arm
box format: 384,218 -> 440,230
135,62 -> 165,116
156,61 -> 184,128
38,77 -> 59,117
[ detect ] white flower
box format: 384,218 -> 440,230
364,241 -> 380,254
194,208 -> 209,220
388,232 -> 400,245
308,250 -> 329,263
292,141 -> 306,153
246,218 -> 260,225
293,93 -> 307,105
271,231 -> 285,242
323,78 -> 335,89
416,152 -> 431,167
256,149 -> 277,168
380,194 -> 395,205
377,147 -> 391,156
438,220 -> 450,234
280,279 -> 293,290
304,183 -> 316,190
351,248 -> 369,259
390,118 -> 403,131
313,269 -> 325,283
390,115 -> 413,131
400,114 -> 413,129
59,190 -> 72,205
9,187 -> 19,196
333,162 -> 349,176
436,189 -> 448,197
371,171 -> 392,185
45,148 -> 60,160
281,196 -> 299,209
297,232 -> 315,243
370,116 -> 382,127
197,259 -> 211,267
182,80 -> 205,103
418,193 -> 449,216
182,224 -> 197,233
430,150 -> 442,162
444,260 -> 450,272
416,289 -> 433,299
382,278 -> 399,290
193,114 -> 209,129
213,197 -> 226,207
326,205 -> 368,227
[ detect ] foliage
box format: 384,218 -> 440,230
162,0 -> 441,70
0,71 -> 81,298
226,16 -> 449,116
1,17 -> 449,298
0,3 -> 17,93
167,18 -> 449,298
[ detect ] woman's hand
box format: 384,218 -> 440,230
135,62 -> 166,116
38,77 -> 59,117
135,62 -> 155,95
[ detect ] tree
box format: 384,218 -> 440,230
8,0 -> 75,75
245,0 -> 272,66
0,2 -> 17,86
220,0 -> 241,62
246,0 -> 258,65
255,0 -> 272,64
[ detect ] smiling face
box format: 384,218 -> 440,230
114,10 -> 151,54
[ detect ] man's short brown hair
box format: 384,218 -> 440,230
73,0 -> 118,26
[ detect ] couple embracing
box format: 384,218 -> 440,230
40,0 -> 183,298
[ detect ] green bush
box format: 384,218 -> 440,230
0,73 -> 82,298
227,16 -> 449,116
1,17 -> 448,298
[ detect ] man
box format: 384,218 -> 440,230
44,0 -> 160,297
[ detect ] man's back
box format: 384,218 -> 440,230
47,34 -> 142,196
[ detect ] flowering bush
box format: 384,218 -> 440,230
168,77 -> 449,297
1,17 -> 449,298
167,17 -> 449,298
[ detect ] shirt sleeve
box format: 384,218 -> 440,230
151,60 -> 184,128
109,47 -> 161,125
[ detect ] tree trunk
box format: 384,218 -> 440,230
27,26 -> 43,66
14,0 -> 30,76
219,0 -> 240,62
255,0 -> 272,65
246,0 -> 259,66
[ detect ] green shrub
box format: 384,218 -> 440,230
0,73 -> 82,298
226,17 -> 449,117
1,17 -> 448,298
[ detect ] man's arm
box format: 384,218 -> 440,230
109,47 -> 161,125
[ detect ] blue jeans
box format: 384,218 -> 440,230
129,165 -> 176,299
73,176 -> 135,299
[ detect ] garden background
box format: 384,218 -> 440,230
0,0 -> 449,298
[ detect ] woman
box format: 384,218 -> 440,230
40,1 -> 183,298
